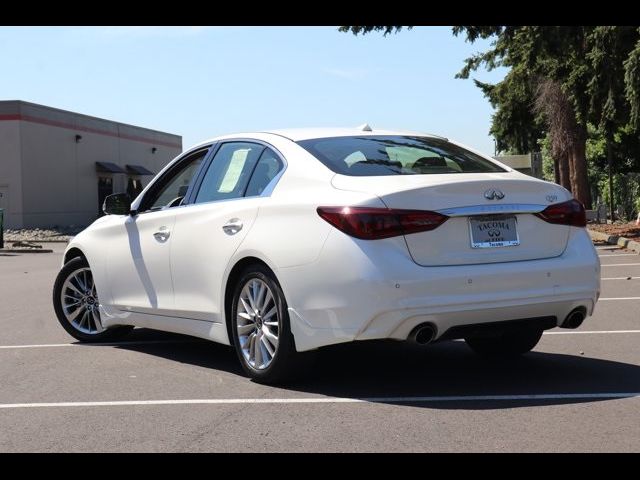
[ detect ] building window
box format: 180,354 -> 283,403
97,177 -> 113,216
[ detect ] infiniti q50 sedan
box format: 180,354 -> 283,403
53,127 -> 600,383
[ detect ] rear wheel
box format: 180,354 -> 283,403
230,265 -> 309,384
53,257 -> 133,342
465,327 -> 543,358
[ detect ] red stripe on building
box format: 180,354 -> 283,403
0,113 -> 181,149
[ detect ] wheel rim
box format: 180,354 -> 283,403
60,267 -> 104,334
236,278 -> 279,370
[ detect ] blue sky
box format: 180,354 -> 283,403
0,26 -> 507,154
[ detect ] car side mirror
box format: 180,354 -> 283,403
103,193 -> 132,215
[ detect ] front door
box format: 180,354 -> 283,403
105,148 -> 208,314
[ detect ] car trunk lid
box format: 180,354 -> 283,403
331,172 -> 571,266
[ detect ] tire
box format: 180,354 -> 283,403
465,327 -> 543,358
230,264 -> 311,384
53,256 -> 133,342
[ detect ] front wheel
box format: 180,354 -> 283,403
230,265 -> 309,384
52,256 -> 133,342
465,327 -> 543,358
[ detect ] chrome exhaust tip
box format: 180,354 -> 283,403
408,323 -> 436,345
561,307 -> 587,329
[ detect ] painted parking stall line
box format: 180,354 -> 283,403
601,277 -> 640,280
2,328 -> 640,351
3,327 -> 640,351
0,339 -> 200,350
599,297 -> 640,301
1,392 -> 640,409
544,330 -> 640,335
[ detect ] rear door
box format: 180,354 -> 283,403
170,142 -> 284,323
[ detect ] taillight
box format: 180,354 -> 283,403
317,206 -> 449,240
535,199 -> 586,227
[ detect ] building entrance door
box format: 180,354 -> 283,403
0,186 -> 9,234
97,177 -> 113,216
0,187 -> 7,209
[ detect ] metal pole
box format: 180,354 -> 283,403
0,209 -> 4,249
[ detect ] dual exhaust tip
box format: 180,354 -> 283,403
408,307 -> 586,345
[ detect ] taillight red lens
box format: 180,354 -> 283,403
535,199 -> 586,227
317,206 -> 449,240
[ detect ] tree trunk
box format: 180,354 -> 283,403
568,126 -> 592,209
558,151 -> 572,192
553,156 -> 560,184
606,137 -> 614,221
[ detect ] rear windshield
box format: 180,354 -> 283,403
297,135 -> 506,176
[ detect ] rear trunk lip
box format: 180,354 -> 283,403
436,203 -> 547,217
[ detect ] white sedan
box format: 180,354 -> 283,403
53,127 -> 600,383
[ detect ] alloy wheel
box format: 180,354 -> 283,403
236,278 -> 280,370
60,267 -> 104,334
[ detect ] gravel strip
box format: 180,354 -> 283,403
2,226 -> 85,243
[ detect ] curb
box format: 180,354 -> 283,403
588,229 -> 640,254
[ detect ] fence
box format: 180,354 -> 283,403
594,172 -> 640,222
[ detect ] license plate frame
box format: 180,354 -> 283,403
468,214 -> 520,249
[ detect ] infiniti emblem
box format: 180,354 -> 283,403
484,189 -> 505,200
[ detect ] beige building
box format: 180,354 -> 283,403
0,100 -> 182,229
494,153 -> 543,178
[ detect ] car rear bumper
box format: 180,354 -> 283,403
279,227 -> 600,352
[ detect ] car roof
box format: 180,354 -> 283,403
261,127 -> 447,142
187,127 -> 447,151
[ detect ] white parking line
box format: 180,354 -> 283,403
0,392 -> 638,409
601,263 -> 640,267
0,339 -> 199,350
544,330 -> 640,335
598,254 -> 638,257
1,329 -> 639,350
599,297 -> 640,301
602,277 -> 640,280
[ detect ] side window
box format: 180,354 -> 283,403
194,142 -> 264,204
245,148 -> 284,197
141,149 -> 207,212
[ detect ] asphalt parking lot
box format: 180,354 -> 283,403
1,242 -> 639,452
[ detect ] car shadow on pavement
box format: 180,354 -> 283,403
107,328 -> 640,410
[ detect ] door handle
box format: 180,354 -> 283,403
222,219 -> 243,235
153,226 -> 171,242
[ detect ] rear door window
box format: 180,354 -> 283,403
245,148 -> 284,197
194,142 -> 264,204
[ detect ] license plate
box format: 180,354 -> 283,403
469,215 -> 519,248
